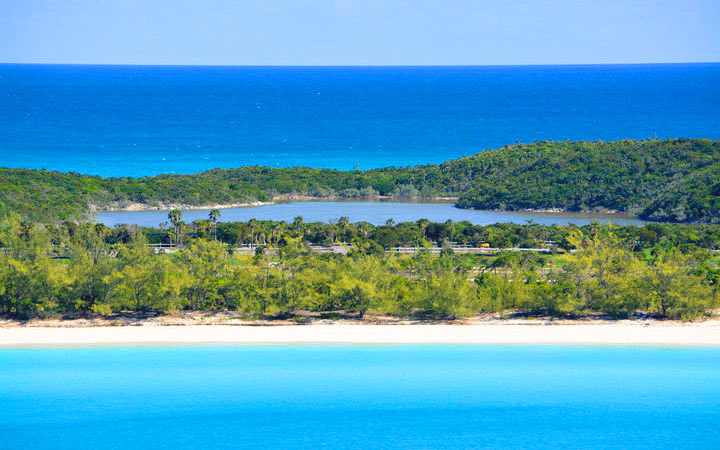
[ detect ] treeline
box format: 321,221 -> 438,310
141,213 -> 720,254
213,218 -> 720,252
1,218 -> 718,321
2,138 -> 719,223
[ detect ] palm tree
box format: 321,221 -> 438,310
337,216 -> 350,242
272,222 -> 287,245
416,218 -> 430,238
248,218 -> 258,245
168,209 -> 183,247
94,223 -> 106,237
445,219 -> 455,243
293,216 -> 304,233
209,209 -> 221,240
191,219 -> 209,238
356,222 -> 370,238
176,222 -> 187,247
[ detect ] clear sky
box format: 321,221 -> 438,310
1,0 -> 719,65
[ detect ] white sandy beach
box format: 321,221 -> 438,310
2,322 -> 720,347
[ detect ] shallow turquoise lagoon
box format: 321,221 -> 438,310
95,201 -> 647,227
2,345 -> 719,449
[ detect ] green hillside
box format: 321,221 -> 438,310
2,138 -> 719,223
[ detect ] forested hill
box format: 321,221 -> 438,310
448,138 -> 720,222
1,138 -> 719,223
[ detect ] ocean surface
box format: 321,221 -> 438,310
1,63 -> 719,177
95,201 -> 648,227
1,345 -> 719,449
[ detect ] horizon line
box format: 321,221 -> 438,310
1,61 -> 719,68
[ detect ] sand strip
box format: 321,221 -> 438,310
2,323 -> 720,347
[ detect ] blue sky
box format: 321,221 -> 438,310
1,0 -> 719,65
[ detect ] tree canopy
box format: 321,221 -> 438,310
1,218 -> 718,321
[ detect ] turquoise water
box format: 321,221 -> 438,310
1,345 -> 719,449
95,201 -> 648,227
1,63 -> 719,177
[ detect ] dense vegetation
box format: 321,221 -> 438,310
155,212 -> 720,254
2,138 -> 719,223
1,217 -> 718,321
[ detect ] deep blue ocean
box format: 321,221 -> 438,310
1,63 -> 718,177
1,345 -> 719,449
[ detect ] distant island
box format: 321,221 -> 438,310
2,138 -> 719,223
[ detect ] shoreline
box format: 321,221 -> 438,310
89,195 -> 459,213
2,321 -> 720,347
90,196 -> 633,217
91,200 -> 273,212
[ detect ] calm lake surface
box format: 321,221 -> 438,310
95,201 -> 648,228
1,63 -> 718,176
1,345 -> 719,449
